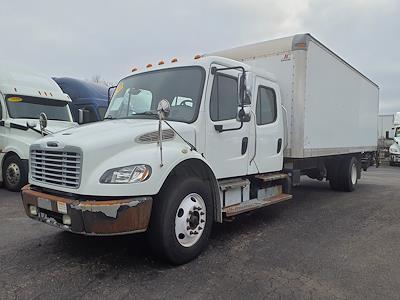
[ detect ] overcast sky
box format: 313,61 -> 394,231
0,0 -> 399,114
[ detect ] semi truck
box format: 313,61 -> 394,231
389,112 -> 400,165
21,34 -> 379,264
0,64 -> 76,191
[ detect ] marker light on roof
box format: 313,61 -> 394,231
158,61 -> 165,65
171,58 -> 178,63
132,67 -> 138,72
194,54 -> 202,59
146,64 -> 153,68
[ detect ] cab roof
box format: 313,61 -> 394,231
120,55 -> 276,83
0,63 -> 71,102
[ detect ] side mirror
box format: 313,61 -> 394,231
157,99 -> 171,120
39,113 -> 48,129
237,107 -> 251,122
78,108 -> 91,124
239,73 -> 251,105
108,86 -> 117,103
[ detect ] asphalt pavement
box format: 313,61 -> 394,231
1,166 -> 400,299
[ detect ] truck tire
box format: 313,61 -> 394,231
147,176 -> 213,265
2,155 -> 28,192
329,156 -> 359,192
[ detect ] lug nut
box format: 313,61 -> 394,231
198,226 -> 203,230
200,212 -> 205,216
190,231 -> 194,235
201,219 -> 205,223
187,226 -> 191,230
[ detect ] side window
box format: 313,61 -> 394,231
256,86 -> 277,125
210,74 -> 238,121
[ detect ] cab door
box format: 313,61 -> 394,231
253,77 -> 284,173
204,65 -> 251,179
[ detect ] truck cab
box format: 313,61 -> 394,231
21,56 -> 289,262
53,77 -> 109,123
389,126 -> 400,165
0,64 -> 76,191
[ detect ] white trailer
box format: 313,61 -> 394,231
21,34 -> 379,264
0,64 -> 76,191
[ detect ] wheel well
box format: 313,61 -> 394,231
1,151 -> 20,168
165,159 -> 221,223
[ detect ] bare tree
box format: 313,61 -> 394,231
89,75 -> 115,87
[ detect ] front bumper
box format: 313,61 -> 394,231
391,154 -> 400,162
21,185 -> 153,235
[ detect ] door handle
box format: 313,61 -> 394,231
277,138 -> 282,153
242,137 -> 248,155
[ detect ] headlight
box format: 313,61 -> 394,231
100,164 -> 151,184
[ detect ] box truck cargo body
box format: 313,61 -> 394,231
21,34 -> 379,264
213,34 -> 379,159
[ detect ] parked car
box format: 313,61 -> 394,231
0,64 -> 76,191
21,34 -> 379,264
53,77 -> 108,123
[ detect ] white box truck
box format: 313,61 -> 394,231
21,34 -> 379,264
0,64 -> 76,191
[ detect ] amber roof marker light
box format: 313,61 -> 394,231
146,64 -> 153,68
194,54 -> 202,59
171,58 -> 178,63
158,61 -> 165,65
131,67 -> 138,72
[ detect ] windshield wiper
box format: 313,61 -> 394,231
131,110 -> 158,116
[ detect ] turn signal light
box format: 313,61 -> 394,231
29,205 -> 38,216
62,215 -> 72,225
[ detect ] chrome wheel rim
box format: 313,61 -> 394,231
6,163 -> 21,186
175,193 -> 206,248
351,163 -> 357,185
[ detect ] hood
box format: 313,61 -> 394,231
10,118 -> 77,134
35,118 -> 196,153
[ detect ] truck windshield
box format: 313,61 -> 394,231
396,127 -> 400,137
105,66 -> 205,123
5,95 -> 71,121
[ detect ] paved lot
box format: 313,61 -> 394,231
1,166 -> 400,299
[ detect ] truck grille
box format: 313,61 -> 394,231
30,150 -> 81,188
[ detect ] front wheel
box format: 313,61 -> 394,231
2,155 -> 28,192
147,176 -> 213,265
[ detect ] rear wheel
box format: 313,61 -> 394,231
2,155 -> 28,192
147,176 -> 213,265
329,156 -> 359,192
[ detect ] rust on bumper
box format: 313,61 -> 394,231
21,185 -> 153,235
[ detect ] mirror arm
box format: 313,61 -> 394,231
108,86 -> 117,103
214,121 -> 243,133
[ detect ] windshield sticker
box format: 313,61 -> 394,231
7,96 -> 23,102
115,82 -> 124,95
